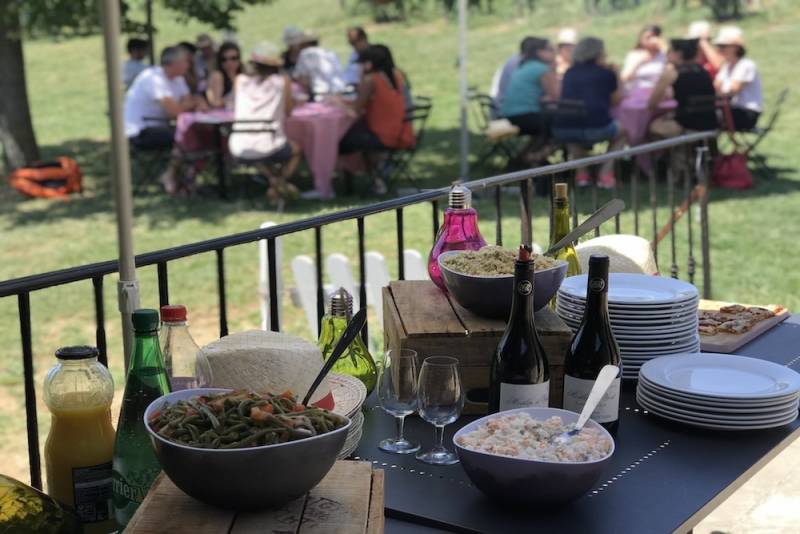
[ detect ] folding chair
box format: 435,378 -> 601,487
380,95 -> 433,191
468,90 -> 520,169
221,119 -> 279,197
741,88 -> 789,157
129,116 -> 175,194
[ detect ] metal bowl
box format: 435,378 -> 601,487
453,407 -> 614,507
438,250 -> 568,319
144,388 -> 351,510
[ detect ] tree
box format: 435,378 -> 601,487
0,0 -> 270,171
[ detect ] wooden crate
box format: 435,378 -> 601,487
383,280 -> 572,414
126,461 -> 384,534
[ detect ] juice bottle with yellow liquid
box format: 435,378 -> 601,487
44,345 -> 115,534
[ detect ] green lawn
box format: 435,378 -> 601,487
1,0 -> 799,484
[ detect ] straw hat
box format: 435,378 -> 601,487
557,28 -> 578,46
250,41 -> 284,67
687,20 -> 712,40
714,26 -> 745,47
298,29 -> 319,45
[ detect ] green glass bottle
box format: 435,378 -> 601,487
318,288 -> 377,394
550,182 -> 582,278
111,309 -> 171,529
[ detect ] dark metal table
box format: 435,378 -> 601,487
353,315 -> 800,534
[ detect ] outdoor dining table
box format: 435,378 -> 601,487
353,314 -> 800,533
614,93 -> 677,174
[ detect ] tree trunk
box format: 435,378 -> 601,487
0,6 -> 40,171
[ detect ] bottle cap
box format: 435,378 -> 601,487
55,345 -> 99,361
160,304 -> 188,323
132,309 -> 160,332
554,182 -> 568,200
329,287 -> 354,319
589,254 -> 610,268
448,183 -> 472,209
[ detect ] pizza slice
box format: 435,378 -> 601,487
747,306 -> 775,321
719,304 -> 747,314
717,319 -> 753,335
699,310 -> 725,322
699,324 -> 718,336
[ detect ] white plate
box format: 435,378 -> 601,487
557,311 -> 698,330
560,274 -> 699,305
637,387 -> 799,422
638,374 -> 799,406
638,383 -> 800,414
637,394 -> 799,430
556,297 -> 699,316
619,340 -> 700,354
640,353 -> 800,400
557,292 -> 699,312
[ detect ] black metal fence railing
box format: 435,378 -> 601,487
0,131 -> 717,489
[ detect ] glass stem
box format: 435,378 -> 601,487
434,424 -> 445,451
395,415 -> 406,441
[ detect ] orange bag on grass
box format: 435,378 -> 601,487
8,157 -> 83,199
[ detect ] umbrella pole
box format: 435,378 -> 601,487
458,0 -> 469,180
99,0 -> 139,373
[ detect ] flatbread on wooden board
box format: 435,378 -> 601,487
698,303 -> 783,337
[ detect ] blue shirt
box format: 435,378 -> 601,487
555,63 -> 618,129
500,59 -> 550,117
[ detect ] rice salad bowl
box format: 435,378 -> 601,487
453,407 -> 615,507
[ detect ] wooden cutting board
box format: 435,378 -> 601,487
699,300 -> 790,353
126,461 -> 384,534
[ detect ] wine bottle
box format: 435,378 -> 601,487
549,182 -> 581,278
488,245 -> 550,413
562,255 -> 622,434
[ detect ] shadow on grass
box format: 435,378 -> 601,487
2,130 -> 799,231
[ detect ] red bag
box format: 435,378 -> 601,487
713,100 -> 753,189
7,157 -> 83,199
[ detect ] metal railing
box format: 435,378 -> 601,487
0,131 -> 716,489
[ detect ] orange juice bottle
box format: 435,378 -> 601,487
44,346 -> 116,534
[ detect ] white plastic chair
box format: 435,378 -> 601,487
403,249 -> 428,281
291,255 -> 322,339
575,235 -> 659,275
325,253 -> 359,309
365,251 -> 391,328
258,222 -> 283,331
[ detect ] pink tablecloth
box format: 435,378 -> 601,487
285,102 -> 355,198
613,88 -> 677,173
175,110 -> 234,152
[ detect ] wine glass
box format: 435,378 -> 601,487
377,349 -> 420,454
416,356 -> 464,465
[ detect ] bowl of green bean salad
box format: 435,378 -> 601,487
144,388 -> 351,509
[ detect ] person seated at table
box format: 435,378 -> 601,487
123,37 -> 149,89
124,46 -> 197,192
713,26 -> 763,131
339,44 -> 414,196
293,31 -> 347,99
648,38 -> 718,138
229,42 -> 302,206
555,28 -> 578,80
489,36 -> 532,114
281,26 -> 304,75
552,37 -> 627,189
687,20 -> 724,80
177,41 -> 205,97
194,34 -> 217,84
206,42 -> 243,110
344,26 -> 370,87
500,37 -> 558,138
621,25 -> 666,97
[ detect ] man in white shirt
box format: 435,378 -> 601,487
124,46 -> 194,149
293,32 -> 346,98
343,27 -> 369,87
713,26 -> 763,130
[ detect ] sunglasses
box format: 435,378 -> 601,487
222,55 -> 240,63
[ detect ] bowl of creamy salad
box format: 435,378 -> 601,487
453,407 -> 614,506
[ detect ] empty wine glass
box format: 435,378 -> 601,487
416,356 -> 464,465
377,349 -> 420,454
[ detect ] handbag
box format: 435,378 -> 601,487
712,99 -> 753,189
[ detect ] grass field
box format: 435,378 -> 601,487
1,0 -> 799,483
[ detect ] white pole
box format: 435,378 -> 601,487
99,0 -> 139,372
458,0 -> 469,180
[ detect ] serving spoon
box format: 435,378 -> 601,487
544,199 -> 625,257
553,364 -> 620,446
302,308 -> 368,407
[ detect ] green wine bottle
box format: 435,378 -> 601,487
318,288 -> 377,394
111,309 -> 171,529
550,182 -> 582,278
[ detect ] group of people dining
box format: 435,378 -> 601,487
491,21 -> 763,188
123,27 -> 414,200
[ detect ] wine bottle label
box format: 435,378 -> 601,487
517,280 -> 533,295
589,277 -> 606,292
499,381 -> 549,411
563,375 -> 621,423
71,462 -> 112,523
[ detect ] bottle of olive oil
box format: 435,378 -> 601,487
549,183 -> 581,277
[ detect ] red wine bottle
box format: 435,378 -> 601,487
562,255 -> 622,434
488,245 -> 550,413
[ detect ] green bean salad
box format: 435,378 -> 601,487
148,390 -> 349,449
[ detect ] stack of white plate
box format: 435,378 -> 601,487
637,353 -> 800,430
330,373 -> 368,458
556,273 -> 700,380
